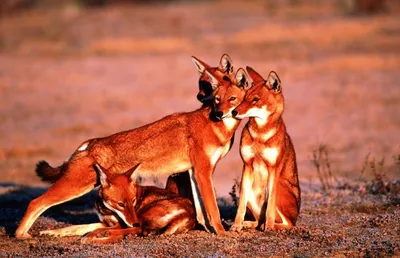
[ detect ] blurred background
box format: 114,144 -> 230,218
0,0 -> 399,196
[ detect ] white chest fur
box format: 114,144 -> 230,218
206,146 -> 224,166
223,117 -> 237,131
252,159 -> 269,181
240,145 -> 254,162
262,147 -> 279,165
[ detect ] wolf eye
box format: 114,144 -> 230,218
117,201 -> 125,208
229,96 -> 237,102
215,96 -> 220,104
252,96 -> 260,103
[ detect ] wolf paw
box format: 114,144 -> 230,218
229,224 -> 243,232
15,232 -> 32,239
80,236 -> 94,244
40,230 -> 60,237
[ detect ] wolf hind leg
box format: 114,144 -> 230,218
16,156 -> 97,239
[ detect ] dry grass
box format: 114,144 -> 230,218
311,144 -> 340,192
228,177 -> 240,208
361,155 -> 400,202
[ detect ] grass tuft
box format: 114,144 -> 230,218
360,154 -> 400,197
228,177 -> 240,208
311,144 -> 339,192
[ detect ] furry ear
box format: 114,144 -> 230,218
266,71 -> 281,93
191,56 -> 210,74
218,54 -> 234,74
124,163 -> 141,182
245,66 -> 264,84
93,163 -> 110,187
204,70 -> 220,90
235,68 -> 250,90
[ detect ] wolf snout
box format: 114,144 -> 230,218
197,93 -> 205,102
231,110 -> 238,117
215,111 -> 224,120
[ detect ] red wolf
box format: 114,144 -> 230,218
230,67 -> 300,231
16,56 -> 247,238
165,54 -> 235,198
41,163 -> 196,244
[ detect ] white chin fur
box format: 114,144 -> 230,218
243,106 -> 270,120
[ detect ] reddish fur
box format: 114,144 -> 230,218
230,67 -> 300,232
16,56 -> 244,238
35,161 -> 64,183
81,165 -> 196,244
165,54 -> 235,200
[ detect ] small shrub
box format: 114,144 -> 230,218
311,144 -> 339,192
362,154 -> 400,196
228,177 -> 240,208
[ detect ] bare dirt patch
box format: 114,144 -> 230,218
0,184 -> 399,256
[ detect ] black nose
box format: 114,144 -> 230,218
232,110 -> 238,117
197,93 -> 205,102
215,111 -> 224,119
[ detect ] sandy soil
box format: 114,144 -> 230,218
0,0 -> 399,256
0,184 -> 399,256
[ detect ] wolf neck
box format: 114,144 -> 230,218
248,115 -> 284,143
212,117 -> 240,143
200,104 -> 240,144
199,105 -> 240,143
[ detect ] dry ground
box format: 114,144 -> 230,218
0,184 -> 399,256
0,0 -> 399,256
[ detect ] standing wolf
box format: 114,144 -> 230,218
16,56 -> 248,238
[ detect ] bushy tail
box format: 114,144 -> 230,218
35,160 -> 65,183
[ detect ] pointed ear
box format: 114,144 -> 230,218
235,68 -> 250,90
218,54 -> 234,74
246,66 -> 264,84
93,163 -> 110,187
124,163 -> 141,182
266,71 -> 281,93
191,56 -> 210,74
204,70 -> 219,90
